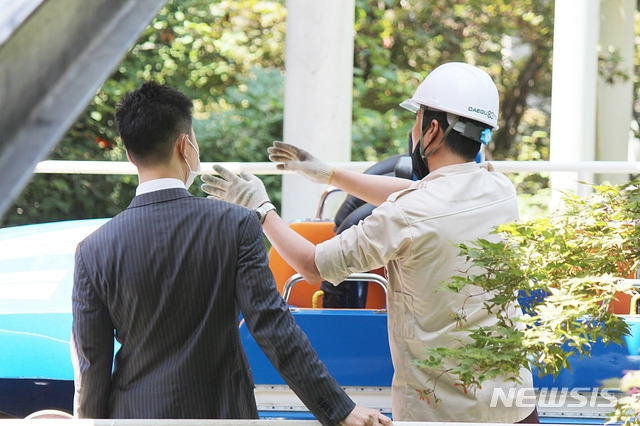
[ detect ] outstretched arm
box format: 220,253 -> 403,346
204,166 -> 392,425
261,207 -> 323,283
201,165 -> 322,283
328,167 -> 411,207
269,141 -> 411,206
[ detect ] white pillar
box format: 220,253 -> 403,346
596,0 -> 635,185
549,0 -> 600,203
281,0 -> 355,222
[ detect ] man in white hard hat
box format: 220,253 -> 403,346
201,62 -> 538,423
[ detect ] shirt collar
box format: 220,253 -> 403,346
410,162 -> 481,189
424,161 -> 477,179
136,178 -> 185,196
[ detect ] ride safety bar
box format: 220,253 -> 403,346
281,273 -> 388,305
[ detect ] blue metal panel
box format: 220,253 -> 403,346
534,318 -> 640,389
240,308 -> 393,387
533,340 -> 640,389
0,378 -> 73,418
0,314 -> 73,380
0,219 -> 108,314
0,219 -> 107,416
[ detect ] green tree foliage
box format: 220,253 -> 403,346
2,0 -> 556,225
351,0 -> 554,160
631,12 -> 640,144
1,0 -> 286,226
415,181 -> 640,421
350,0 -> 554,215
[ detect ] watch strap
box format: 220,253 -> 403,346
255,201 -> 276,224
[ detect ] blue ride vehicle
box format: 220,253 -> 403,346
0,217 -> 391,420
2,216 -> 640,423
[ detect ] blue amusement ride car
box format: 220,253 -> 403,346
2,217 -> 640,423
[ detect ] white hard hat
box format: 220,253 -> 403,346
400,62 -> 499,131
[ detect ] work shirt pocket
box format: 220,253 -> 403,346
391,291 -> 416,339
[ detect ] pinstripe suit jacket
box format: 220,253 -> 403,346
72,188 -> 354,424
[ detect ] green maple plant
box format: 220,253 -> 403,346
416,181 -> 640,423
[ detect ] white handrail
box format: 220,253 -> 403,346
32,161 -> 377,175
491,160 -> 640,174
32,160 -> 640,175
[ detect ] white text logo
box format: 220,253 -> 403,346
490,387 -> 619,409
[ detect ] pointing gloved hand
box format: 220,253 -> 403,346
268,141 -> 334,184
201,164 -> 269,210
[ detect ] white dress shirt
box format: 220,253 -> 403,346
136,178 -> 185,196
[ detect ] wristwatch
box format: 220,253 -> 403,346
255,202 -> 276,224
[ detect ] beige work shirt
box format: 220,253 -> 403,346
315,162 -> 534,422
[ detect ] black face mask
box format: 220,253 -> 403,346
409,131 -> 429,180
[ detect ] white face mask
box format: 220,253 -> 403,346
183,137 -> 201,189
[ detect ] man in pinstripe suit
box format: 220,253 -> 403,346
71,82 -> 391,425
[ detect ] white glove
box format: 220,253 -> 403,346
201,164 -> 269,210
267,141 -> 334,184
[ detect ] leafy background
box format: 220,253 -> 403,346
2,0 -> 636,226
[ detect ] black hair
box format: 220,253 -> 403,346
115,81 -> 193,166
420,108 -> 482,161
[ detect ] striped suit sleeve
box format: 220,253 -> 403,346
234,214 -> 355,426
71,243 -> 115,418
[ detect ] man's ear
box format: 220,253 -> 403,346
176,133 -> 189,157
424,119 -> 441,145
125,149 -> 134,164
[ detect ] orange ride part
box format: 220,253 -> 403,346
268,220 -> 387,309
269,221 -> 336,308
